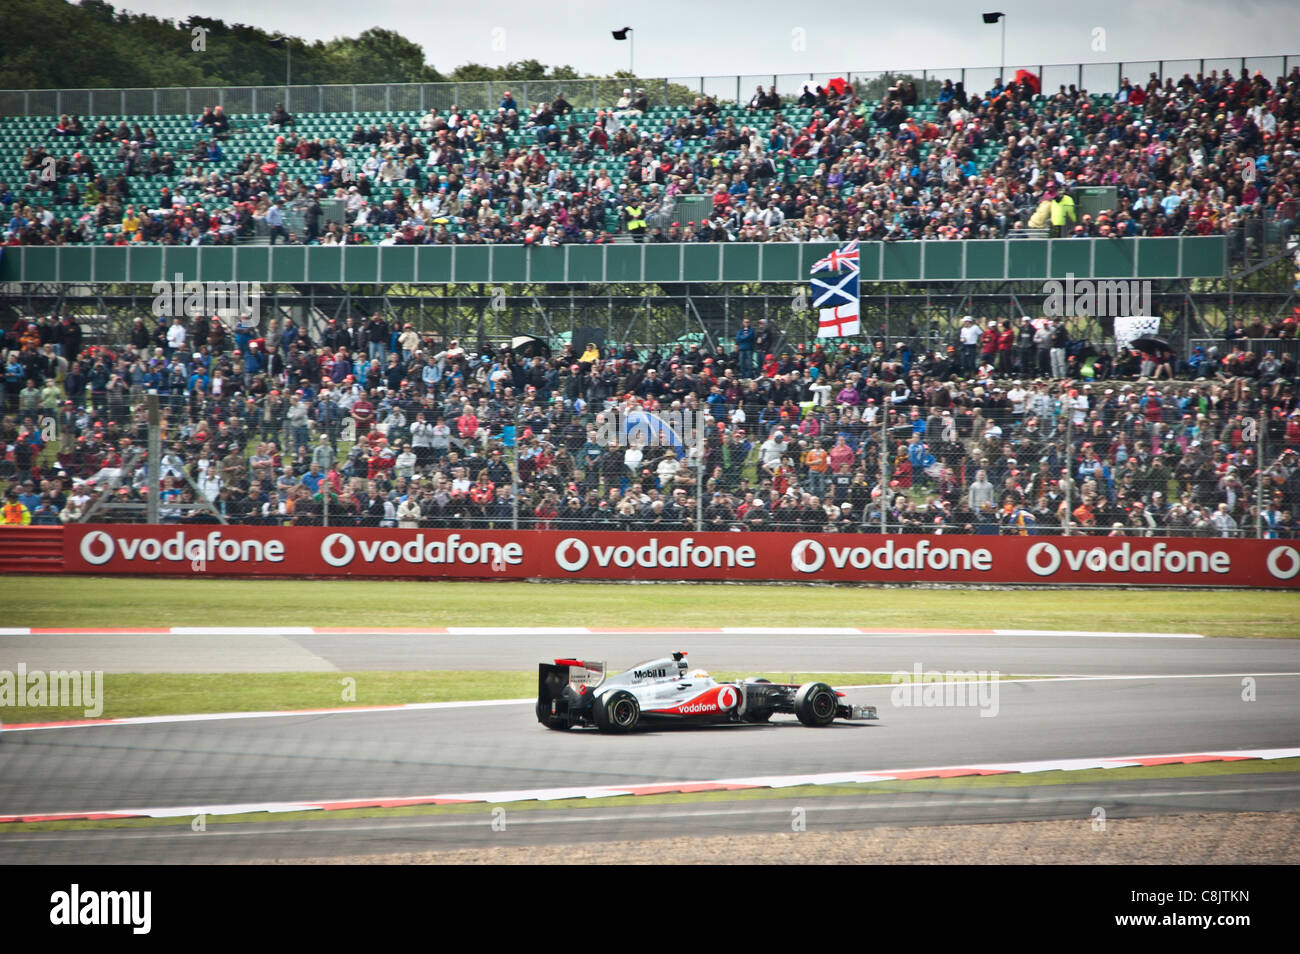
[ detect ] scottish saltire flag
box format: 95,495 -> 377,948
810,239 -> 859,274
810,240 -> 862,338
811,269 -> 859,308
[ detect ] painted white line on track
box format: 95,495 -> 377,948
168,627 -> 318,636
10,785 -> 1300,846
838,672 -> 1300,690
993,629 -> 1203,638
719,627 -> 866,635
0,698 -> 533,732
445,627 -> 594,636
4,748 -> 1296,825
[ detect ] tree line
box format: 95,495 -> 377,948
0,0 -> 581,91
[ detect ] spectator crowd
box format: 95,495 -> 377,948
3,306 -> 1299,538
4,64 -> 1299,247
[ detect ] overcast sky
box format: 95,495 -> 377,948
108,0 -> 1300,80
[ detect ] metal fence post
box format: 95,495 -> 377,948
1256,411 -> 1265,538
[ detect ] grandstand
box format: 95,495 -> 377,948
2,53 -> 1299,540
5,62 -> 1293,249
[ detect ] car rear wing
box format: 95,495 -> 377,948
538,658 -> 606,713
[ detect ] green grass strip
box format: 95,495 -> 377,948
6,576 -> 1298,637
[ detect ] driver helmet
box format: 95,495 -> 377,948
686,668 -> 710,680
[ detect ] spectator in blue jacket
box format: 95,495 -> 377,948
735,318 -> 757,376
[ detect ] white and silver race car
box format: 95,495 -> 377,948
536,652 -> 878,732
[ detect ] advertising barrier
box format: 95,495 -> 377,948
60,525 -> 1300,588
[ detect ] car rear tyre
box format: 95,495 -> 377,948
794,682 -> 838,727
594,690 -> 640,733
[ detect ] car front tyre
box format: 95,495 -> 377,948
793,682 -> 838,727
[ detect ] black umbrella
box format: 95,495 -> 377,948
509,335 -> 551,358
1128,335 -> 1172,353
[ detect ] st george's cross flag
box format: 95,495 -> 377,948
818,302 -> 860,338
810,241 -> 861,338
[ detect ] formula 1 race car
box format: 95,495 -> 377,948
536,652 -> 878,732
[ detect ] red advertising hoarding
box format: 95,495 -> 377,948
60,525 -> 1300,587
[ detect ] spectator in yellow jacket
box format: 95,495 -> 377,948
1051,193 -> 1077,237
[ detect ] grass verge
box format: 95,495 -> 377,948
6,577 -> 1298,637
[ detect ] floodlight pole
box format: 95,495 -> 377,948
999,17 -> 1006,89
879,405 -> 888,533
511,397 -> 520,530
1256,411 -> 1265,539
983,13 -> 1007,89
1062,412 -> 1072,537
696,448 -> 703,532
147,392 -> 161,525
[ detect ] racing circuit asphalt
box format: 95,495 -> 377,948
1,630 -> 1298,863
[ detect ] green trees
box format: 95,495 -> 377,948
0,0 -> 590,91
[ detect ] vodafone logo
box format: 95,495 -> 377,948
320,533 -> 522,569
556,538 -> 590,572
1267,546 -> 1300,581
80,530 -> 115,566
1026,542 -> 1060,577
790,538 -> 992,573
73,529 -> 285,566
791,540 -> 825,573
554,537 -> 754,572
1025,541 -> 1230,576
716,685 -> 739,710
322,532 -> 355,567
674,698 -> 720,714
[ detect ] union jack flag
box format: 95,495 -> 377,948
810,240 -> 860,274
